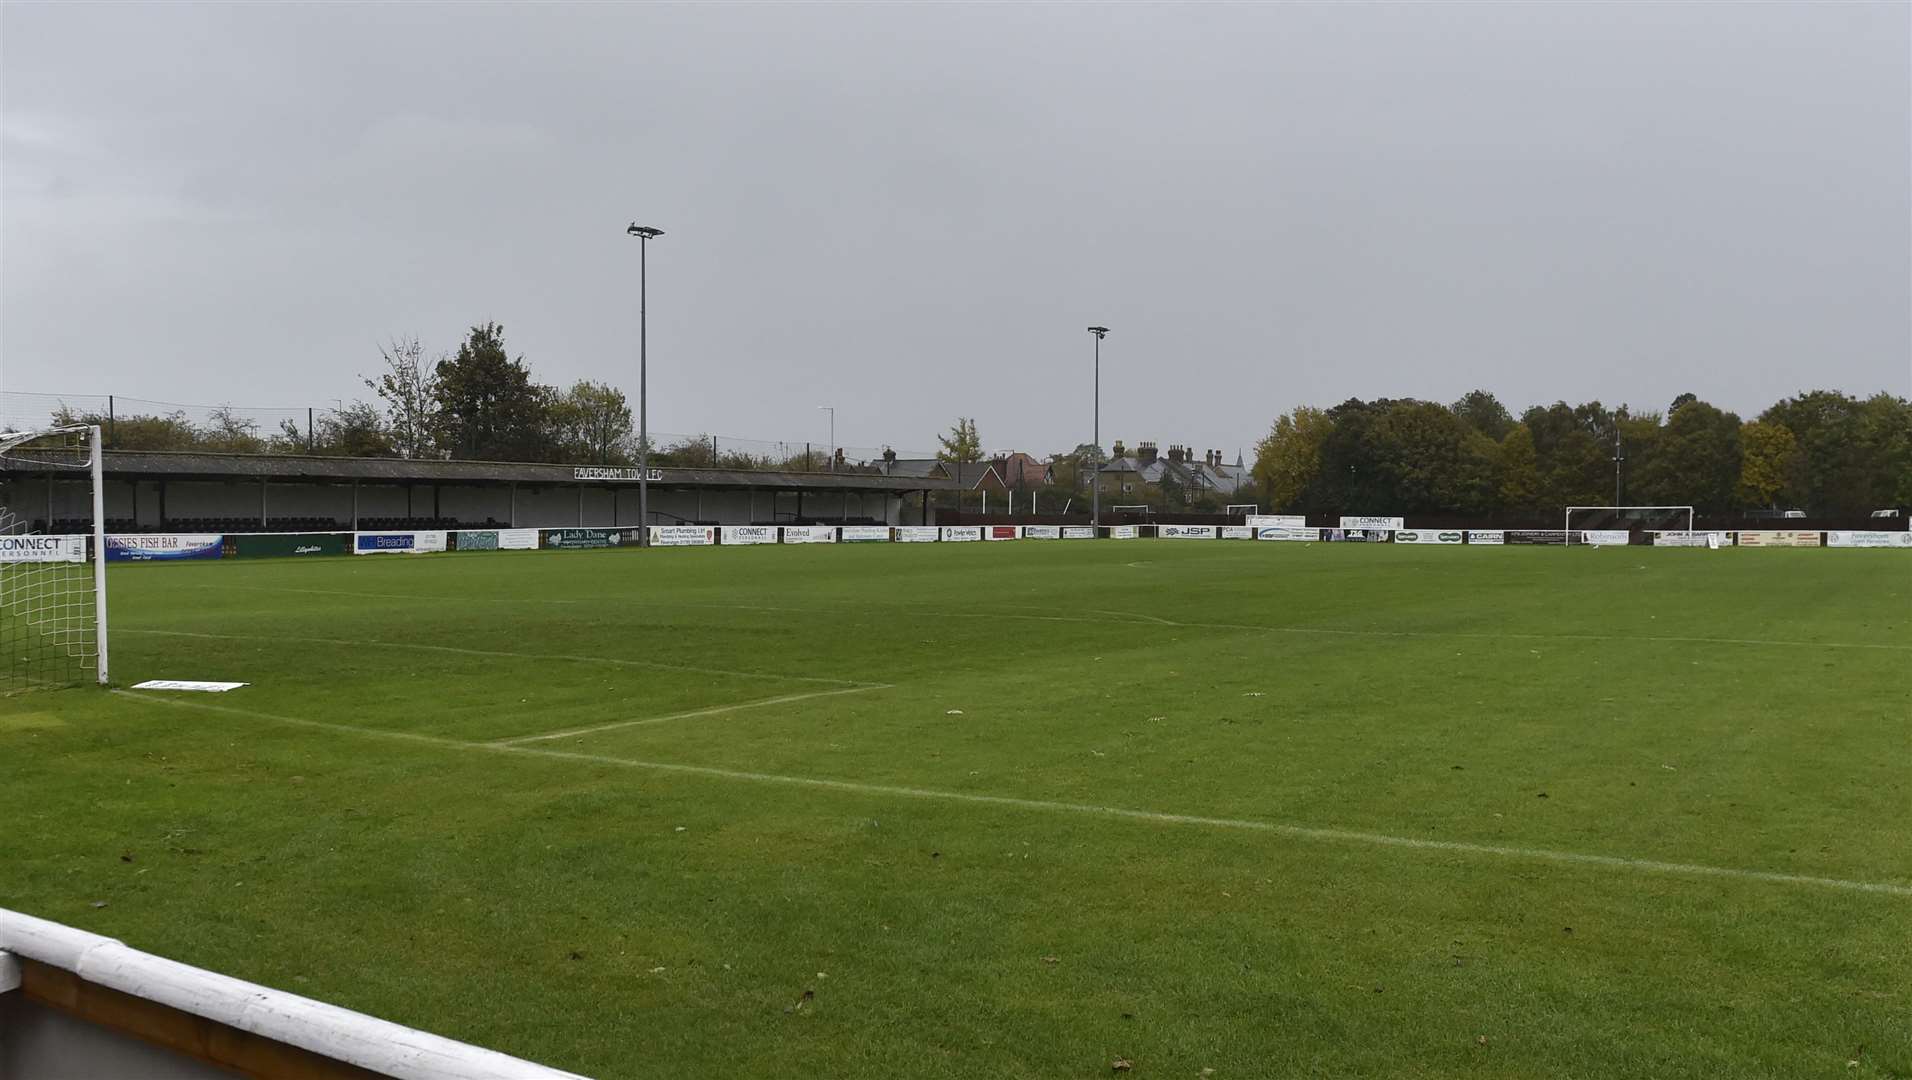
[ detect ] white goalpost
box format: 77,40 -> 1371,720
1564,505 -> 1694,546
0,425 -> 109,689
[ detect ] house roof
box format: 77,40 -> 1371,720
880,458 -> 949,479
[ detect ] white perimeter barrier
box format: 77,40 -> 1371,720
1022,525 -> 1062,539
895,527 -> 940,543
0,907 -> 586,1080
839,526 -> 891,542
940,526 -> 982,542
781,525 -> 837,544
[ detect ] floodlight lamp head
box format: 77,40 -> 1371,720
1087,326 -> 1109,338
627,224 -> 664,239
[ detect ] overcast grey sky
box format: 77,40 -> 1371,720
2,1 -> 1907,457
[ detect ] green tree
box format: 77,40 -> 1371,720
551,381 -> 633,465
1499,424 -> 1542,513
365,337 -> 440,459
1251,406 -> 1331,512
937,417 -> 983,463
1759,391 -> 1869,512
433,323 -> 556,461
199,405 -> 266,454
1735,420 -> 1800,509
1450,389 -> 1516,440
1853,393 -> 1912,508
51,405 -> 200,451
1636,399 -> 1741,511
272,403 -> 398,457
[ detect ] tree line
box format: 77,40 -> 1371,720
54,322 -> 903,474
1252,389 -> 1911,517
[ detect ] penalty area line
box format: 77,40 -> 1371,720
111,691 -> 1912,900
489,683 -> 893,745
118,627 -> 876,687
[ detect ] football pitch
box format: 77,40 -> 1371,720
3,541 -> 1907,1078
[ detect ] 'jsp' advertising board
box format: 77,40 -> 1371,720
1158,525 -> 1216,539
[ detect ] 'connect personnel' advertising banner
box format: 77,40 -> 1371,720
1339,516 -> 1403,531
107,534 -> 224,561
0,535 -> 87,563
719,526 -> 779,545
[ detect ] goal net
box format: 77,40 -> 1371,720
0,426 -> 108,689
1564,505 -> 1694,546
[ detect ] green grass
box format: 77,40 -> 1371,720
3,541 -> 1909,1078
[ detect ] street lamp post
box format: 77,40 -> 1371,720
1086,326 -> 1109,529
627,223 -> 664,546
818,405 -> 835,471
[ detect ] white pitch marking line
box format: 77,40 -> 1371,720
205,583 -> 583,606
117,627 -> 875,688
491,684 -> 892,745
926,609 -> 1912,653
111,691 -> 1912,899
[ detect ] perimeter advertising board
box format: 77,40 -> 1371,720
452,530 -> 499,551
1219,526 -> 1253,540
1394,530 -> 1463,545
1651,532 -> 1729,548
107,534 -> 223,561
542,528 -> 640,550
940,526 -> 982,542
1060,526 -> 1096,539
1159,525 -> 1216,539
895,527 -> 940,543
498,528 -> 539,550
0,535 -> 86,563
1737,531 -> 1822,548
1339,516 -> 1404,531
1323,529 -> 1391,543
651,526 -> 716,547
1466,530 -> 1505,545
1021,525 -> 1062,539
1108,525 -> 1139,539
1245,515 -> 1307,529
839,526 -> 891,542
720,526 -> 779,546
986,526 -> 1021,541
781,526 -> 837,544
354,531 -> 447,555
1582,530 -> 1631,547
230,533 -> 349,558
1255,527 -> 1318,541
1826,531 -> 1912,548
1504,530 -> 1570,546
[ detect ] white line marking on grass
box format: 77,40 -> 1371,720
490,684 -> 892,745
207,584 -> 582,606
111,691 -> 1912,899
118,628 -> 874,687
931,609 -> 1912,653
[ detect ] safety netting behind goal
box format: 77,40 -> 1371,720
0,428 -> 103,691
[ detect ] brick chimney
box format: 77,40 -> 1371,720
1138,441 -> 1158,464
1112,439 -> 1127,458
1167,444 -> 1185,464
